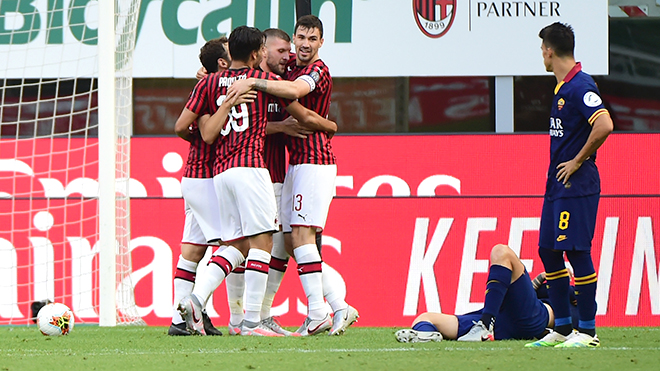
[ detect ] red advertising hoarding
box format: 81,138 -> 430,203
1,134 -> 658,327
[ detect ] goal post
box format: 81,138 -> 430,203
98,0 -> 118,327
0,0 -> 143,326
98,0 -> 143,327
98,1 -> 121,326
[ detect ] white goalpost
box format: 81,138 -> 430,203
0,0 -> 143,326
98,0 -> 142,327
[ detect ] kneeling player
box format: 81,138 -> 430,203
396,244 -> 577,343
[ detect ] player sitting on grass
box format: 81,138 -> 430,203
396,243 -> 578,343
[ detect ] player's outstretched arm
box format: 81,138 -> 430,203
556,113 -> 614,184
174,108 -> 199,142
229,77 -> 312,100
285,101 -> 337,135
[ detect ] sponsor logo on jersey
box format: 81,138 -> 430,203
583,91 -> 602,107
558,97 -> 565,111
413,0 -> 456,39
549,117 -> 563,137
556,235 -> 567,242
268,102 -> 281,113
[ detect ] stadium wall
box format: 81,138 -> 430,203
1,133 -> 658,327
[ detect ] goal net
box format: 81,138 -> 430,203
0,0 -> 143,326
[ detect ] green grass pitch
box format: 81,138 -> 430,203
2,327 -> 660,370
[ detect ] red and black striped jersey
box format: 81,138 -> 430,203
182,83 -> 214,178
185,68 -> 290,174
265,101 -> 287,184
284,59 -> 336,165
183,121 -> 215,178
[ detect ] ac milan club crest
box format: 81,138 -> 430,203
413,0 -> 456,38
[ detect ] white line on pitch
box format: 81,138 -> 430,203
4,346 -> 660,357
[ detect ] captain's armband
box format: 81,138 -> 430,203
297,75 -> 316,92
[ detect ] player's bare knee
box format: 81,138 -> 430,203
489,244 -> 513,265
181,244 -> 207,262
413,312 -> 436,326
232,239 -> 250,257
291,226 -> 316,247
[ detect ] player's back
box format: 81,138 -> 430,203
205,67 -> 285,174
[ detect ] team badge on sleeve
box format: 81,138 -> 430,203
583,92 -> 602,107
310,69 -> 321,83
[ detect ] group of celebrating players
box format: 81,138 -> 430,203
169,16 -> 358,337
168,18 -> 614,347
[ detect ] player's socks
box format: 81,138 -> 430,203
294,243 -> 327,320
261,256 -> 287,318
315,232 -> 323,256
225,264 -> 245,326
172,255 -> 197,324
480,264 -> 512,328
192,245 -> 245,304
412,321 -> 439,332
260,232 -> 288,319
554,320 -> 573,337
243,248 -> 271,323
566,250 -> 598,337
323,266 -> 348,312
577,322 -> 596,337
538,247 -> 574,336
312,232 -> 348,312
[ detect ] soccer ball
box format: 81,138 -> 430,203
37,303 -> 75,336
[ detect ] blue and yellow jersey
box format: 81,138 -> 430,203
546,62 -> 609,200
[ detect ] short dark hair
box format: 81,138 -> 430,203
198,36 -> 229,73
539,22 -> 574,58
228,26 -> 264,62
263,28 -> 291,43
294,15 -> 323,38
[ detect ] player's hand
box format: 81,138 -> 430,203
227,78 -> 255,97
556,158 -> 582,184
196,66 -> 208,80
281,116 -> 313,139
236,91 -> 257,105
221,89 -> 254,107
223,89 -> 257,107
531,272 -> 546,290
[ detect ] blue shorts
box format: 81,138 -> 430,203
539,195 -> 599,251
456,271 -> 549,340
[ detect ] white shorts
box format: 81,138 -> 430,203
181,177 -> 222,242
281,164 -> 337,233
213,167 -> 277,242
181,203 -> 206,245
273,182 -> 283,229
